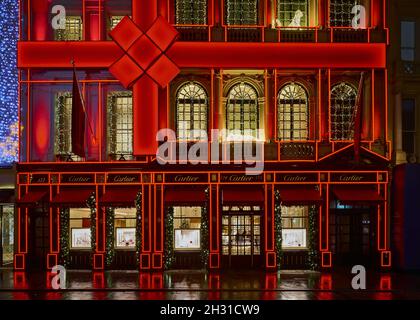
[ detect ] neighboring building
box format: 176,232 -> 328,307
0,166 -> 15,267
389,0 -> 420,271
16,0 -> 390,271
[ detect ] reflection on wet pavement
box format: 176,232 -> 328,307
1,269 -> 420,300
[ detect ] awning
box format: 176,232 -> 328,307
222,187 -> 265,205
99,187 -> 140,207
279,187 -> 322,206
51,189 -> 94,207
333,187 -> 384,204
17,190 -> 48,206
165,188 -> 207,205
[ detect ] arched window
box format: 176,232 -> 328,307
225,0 -> 259,25
329,0 -> 361,27
175,0 -> 207,25
278,83 -> 309,141
330,82 -> 358,141
176,82 -> 208,141
277,0 -> 309,27
226,82 -> 259,140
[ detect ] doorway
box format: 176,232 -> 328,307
27,208 -> 49,270
330,207 -> 376,267
221,206 -> 262,268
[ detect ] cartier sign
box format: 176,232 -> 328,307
276,173 -> 318,183
61,174 -> 94,184
221,174 -> 264,183
330,173 -> 377,183
165,174 -> 208,183
107,174 -> 141,184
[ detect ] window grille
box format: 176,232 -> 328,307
278,83 -> 309,141
329,0 -> 361,27
226,83 -> 259,140
175,0 -> 207,25
176,82 -> 208,141
330,82 -> 358,141
277,0 -> 309,27
107,92 -> 133,158
225,0 -> 259,25
54,16 -> 83,41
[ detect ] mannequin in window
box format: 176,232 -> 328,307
289,10 -> 304,27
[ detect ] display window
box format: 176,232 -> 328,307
281,206 -> 308,249
173,207 -> 202,251
69,208 -> 91,249
114,208 -> 136,249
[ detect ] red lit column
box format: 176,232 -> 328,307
85,0 -> 103,41
31,0 -> 51,41
14,207 -> 28,270
265,184 -> 276,269
209,185 -> 220,269
319,0 -> 328,28
371,0 -> 383,28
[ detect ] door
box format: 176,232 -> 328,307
27,209 -> 49,270
331,209 -> 375,266
221,206 -> 262,268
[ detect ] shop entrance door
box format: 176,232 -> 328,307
27,209 -> 49,270
222,206 -> 262,268
331,208 -> 375,267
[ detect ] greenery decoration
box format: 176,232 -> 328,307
135,191 -> 142,267
274,190 -> 283,270
105,208 -> 115,268
59,208 -> 70,267
307,205 -> 319,271
87,193 -> 97,264
164,207 -> 175,270
200,188 -> 210,268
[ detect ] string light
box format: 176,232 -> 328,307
0,0 -> 18,165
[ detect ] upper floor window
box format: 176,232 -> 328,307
402,99 -> 416,156
175,0 -> 207,25
110,16 -> 124,31
107,92 -> 133,159
225,0 -> 259,25
278,83 -> 309,141
176,82 -> 208,141
277,0 -> 309,27
330,82 -> 358,141
54,16 -> 83,41
401,21 -> 416,62
329,0 -> 363,27
226,82 -> 260,140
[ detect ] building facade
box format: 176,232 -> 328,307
16,0 -> 391,271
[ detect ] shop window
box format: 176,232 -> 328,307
54,92 -> 82,161
329,0 -> 363,27
277,0 -> 309,27
226,82 -> 260,140
175,0 -> 207,25
330,82 -> 358,141
114,208 -> 136,249
107,92 -> 133,160
225,0 -> 259,25
176,82 -> 208,141
69,208 -> 91,249
1,205 -> 14,266
278,82 -> 309,141
402,99 -> 416,156
54,16 -> 83,41
173,207 -> 202,250
281,206 -> 308,249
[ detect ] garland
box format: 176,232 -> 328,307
200,188 -> 210,268
307,205 -> 319,271
135,191 -> 142,267
274,190 -> 283,270
59,208 -> 70,267
105,208 -> 115,268
87,193 -> 97,263
164,207 -> 175,270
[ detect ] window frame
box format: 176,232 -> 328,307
173,206 -> 202,251
69,208 -> 92,251
281,205 -> 309,250
328,0 -> 370,28
224,0 -> 260,26
276,0 -> 310,28
113,208 -> 137,250
402,98 -> 416,156
54,15 -> 83,41
175,0 -> 208,25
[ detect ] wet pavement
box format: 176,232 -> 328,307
0,268 -> 420,300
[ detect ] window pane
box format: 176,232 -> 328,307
54,16 -> 83,41
176,0 -> 207,25
330,0 -> 361,27
402,99 -> 416,131
226,0 -> 259,25
277,0 -> 309,27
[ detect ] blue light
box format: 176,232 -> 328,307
0,0 -> 19,165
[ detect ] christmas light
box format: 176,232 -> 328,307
0,0 -> 18,165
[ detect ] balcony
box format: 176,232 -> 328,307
280,142 -> 316,161
176,26 -> 210,42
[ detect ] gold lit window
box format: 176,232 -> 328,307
107,92 -> 133,159
278,83 -> 309,141
277,0 -> 309,27
330,82 -> 358,141
175,0 -> 207,25
110,16 -> 124,30
69,208 -> 91,250
173,207 -> 202,250
176,82 -> 208,141
54,16 -> 83,41
281,206 -> 308,249
114,208 -> 136,249
225,0 -> 259,25
329,0 -> 361,27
